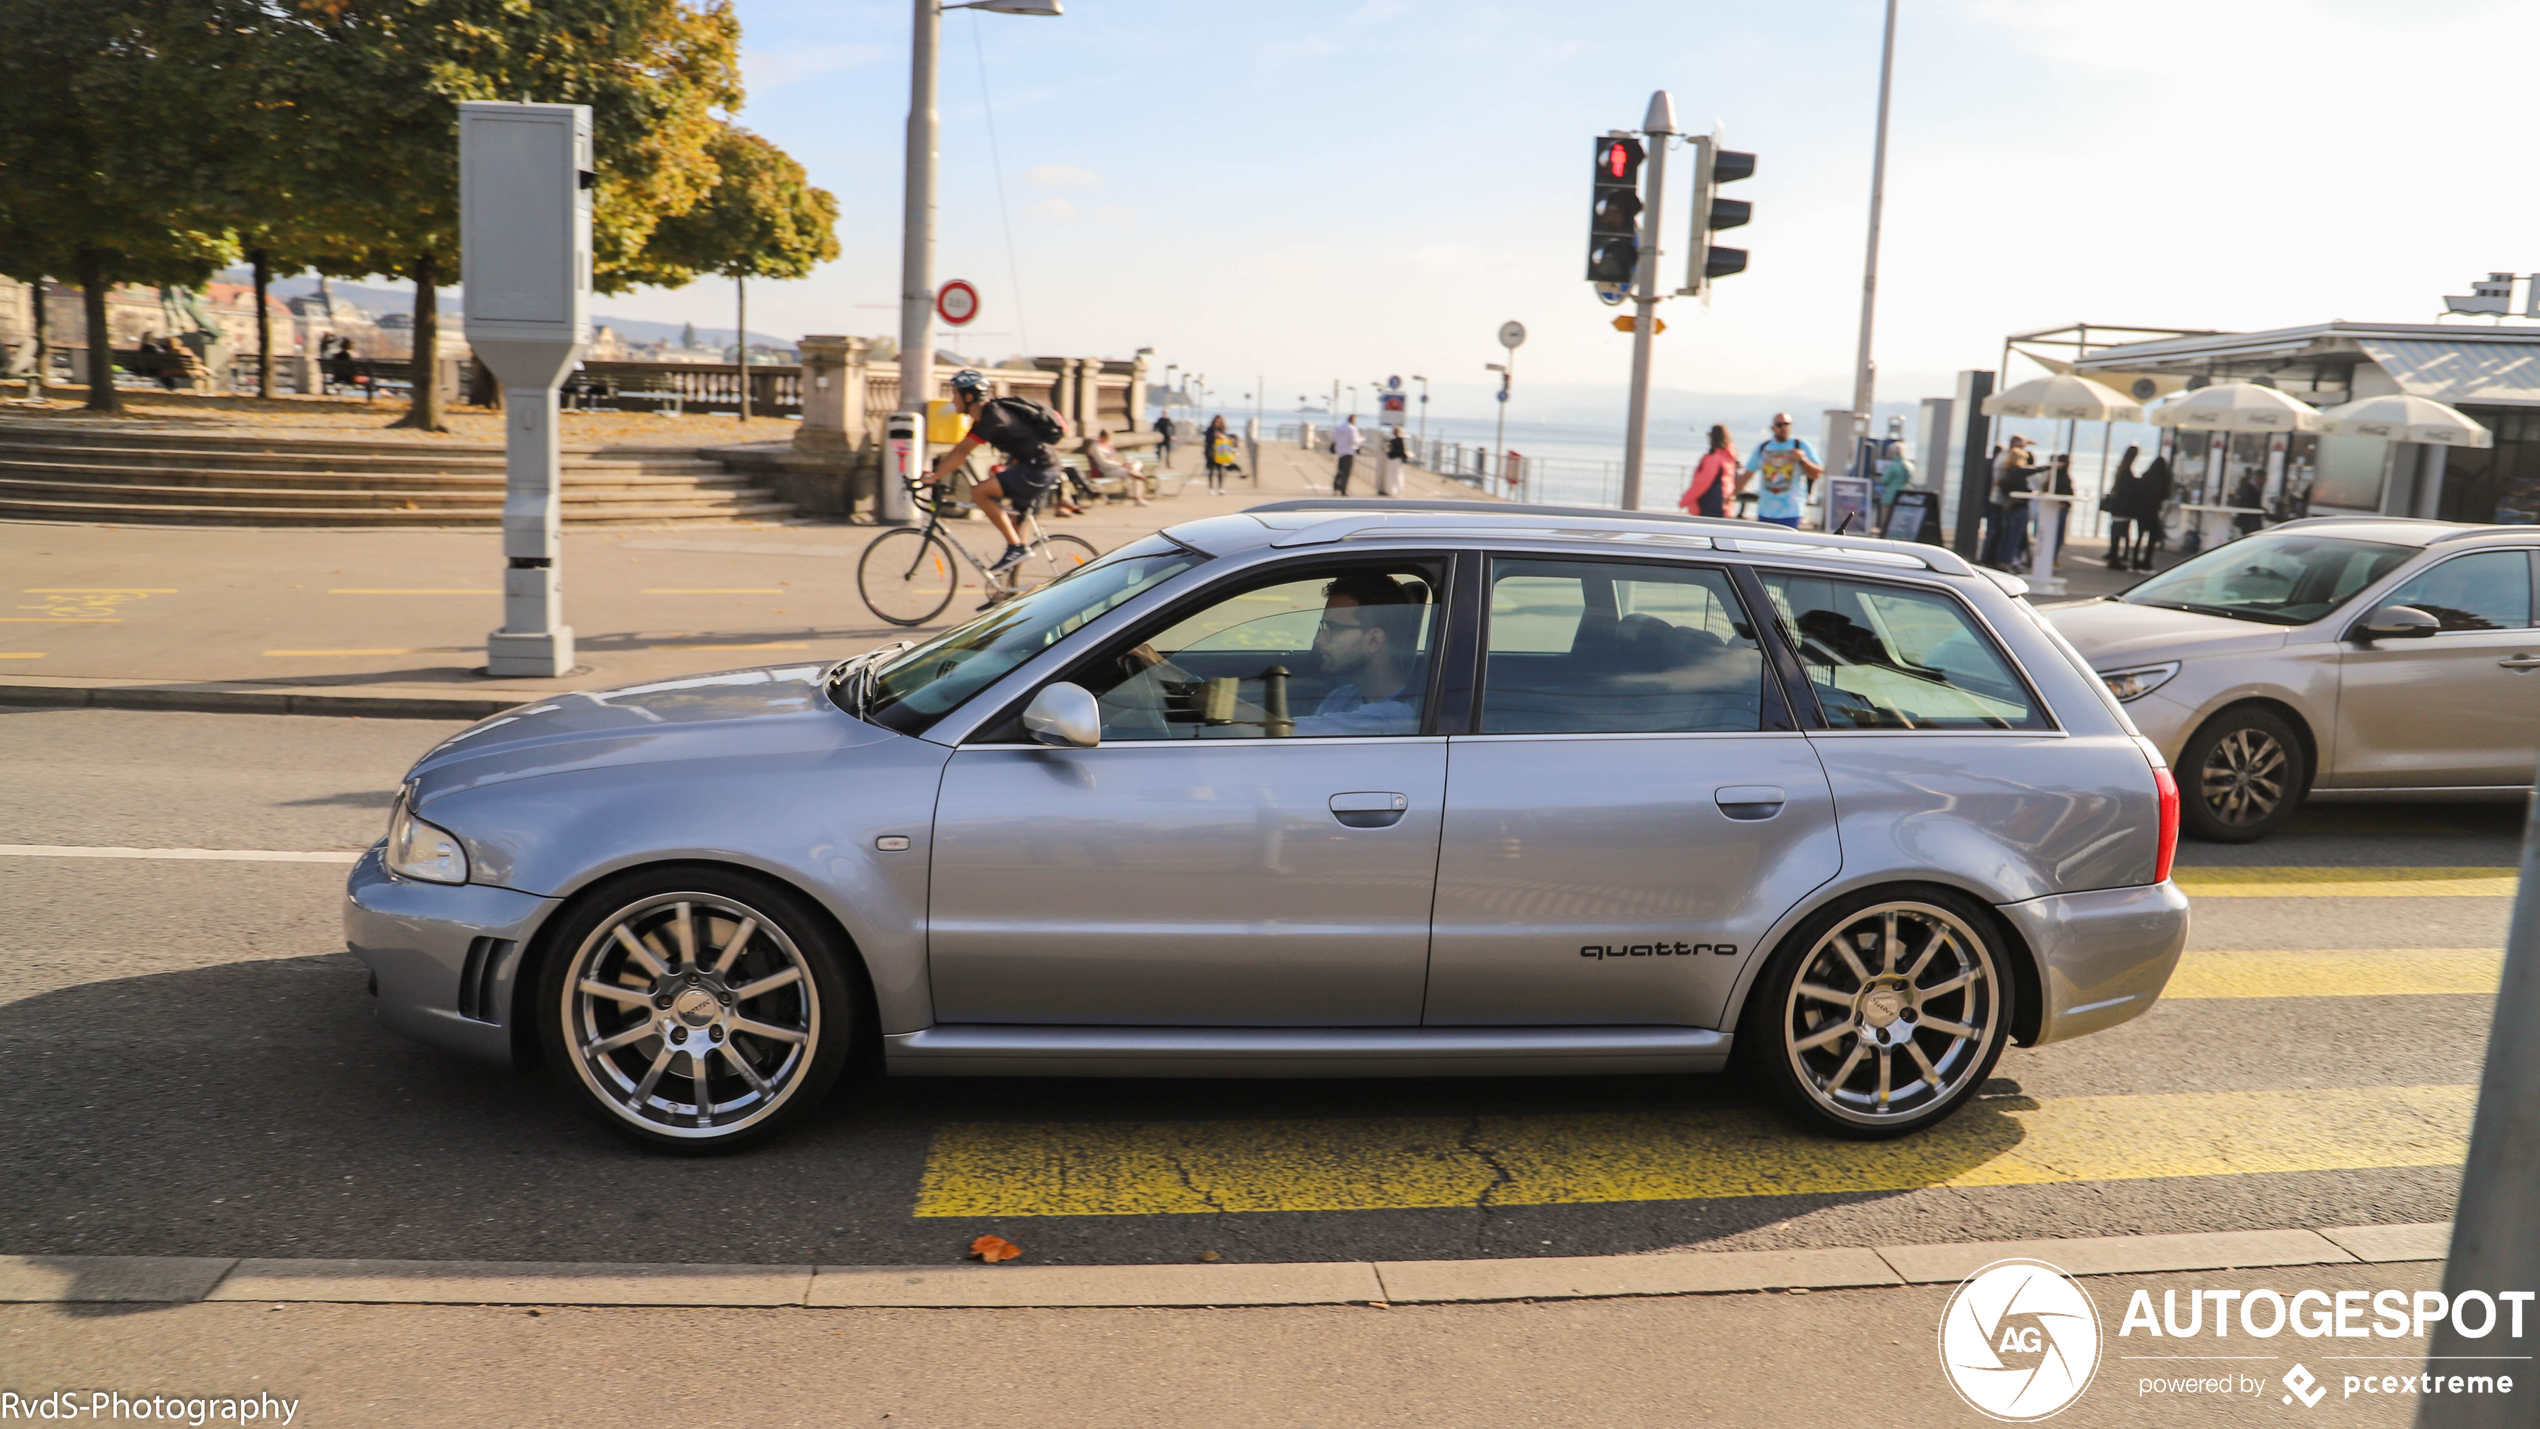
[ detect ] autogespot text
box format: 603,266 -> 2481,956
2118,1284 -> 2529,1404
0,1391 -> 298,1423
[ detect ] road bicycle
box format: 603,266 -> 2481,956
856,476 -> 1099,627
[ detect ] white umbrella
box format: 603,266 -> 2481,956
2149,382 -> 2320,432
1980,373 -> 2143,422
2317,393 -> 2493,448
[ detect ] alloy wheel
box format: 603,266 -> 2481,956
1780,901 -> 2000,1128
560,892 -> 820,1141
2198,726 -> 2288,828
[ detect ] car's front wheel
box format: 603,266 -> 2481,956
2178,705 -> 2306,843
1741,889 -> 2012,1139
536,867 -> 860,1153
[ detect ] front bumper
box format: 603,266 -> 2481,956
1997,880 -> 2191,1046
344,846 -> 560,1068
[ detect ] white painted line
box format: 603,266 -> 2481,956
0,845 -> 364,864
1877,1228 -> 2357,1285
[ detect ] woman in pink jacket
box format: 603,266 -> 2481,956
1680,424 -> 1738,518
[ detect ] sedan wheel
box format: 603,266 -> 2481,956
2179,707 -> 2306,843
538,870 -> 856,1151
1746,893 -> 2010,1138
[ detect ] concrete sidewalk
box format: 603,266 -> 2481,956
0,441 -> 1492,717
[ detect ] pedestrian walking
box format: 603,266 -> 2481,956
1203,414 -> 1232,493
1379,428 -> 1407,496
1986,439 -> 2037,569
2130,453 -> 2174,571
1680,424 -> 1739,518
1875,440 -> 1915,526
2099,446 -> 2143,570
1152,411 -> 1176,468
1742,412 -> 1822,529
1332,414 -> 1361,495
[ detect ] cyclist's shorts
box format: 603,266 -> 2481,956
994,461 -> 1064,516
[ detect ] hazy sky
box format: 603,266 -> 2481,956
589,0 -> 2540,416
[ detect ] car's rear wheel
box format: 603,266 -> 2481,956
1742,889 -> 2011,1139
536,867 -> 858,1153
2178,705 -> 2305,843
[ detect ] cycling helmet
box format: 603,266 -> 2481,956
949,368 -> 989,396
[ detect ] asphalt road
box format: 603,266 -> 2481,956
0,706 -> 2514,1274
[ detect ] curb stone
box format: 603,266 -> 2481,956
0,676 -> 522,721
0,1224 -> 2451,1310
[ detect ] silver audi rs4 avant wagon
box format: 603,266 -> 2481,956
347,500 -> 2190,1150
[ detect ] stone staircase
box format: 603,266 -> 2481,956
0,421 -> 794,526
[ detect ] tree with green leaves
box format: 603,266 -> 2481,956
272,0 -> 741,430
0,0 -> 248,411
617,124 -> 838,420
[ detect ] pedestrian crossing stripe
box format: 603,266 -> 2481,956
2173,867 -> 2516,898
912,1083 -> 2473,1219
2164,948 -> 2501,998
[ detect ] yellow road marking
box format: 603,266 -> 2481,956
327,588 -> 500,595
913,1084 -> 2473,1218
2165,949 -> 2501,999
0,618 -> 119,623
262,649 -> 420,657
650,642 -> 811,651
642,588 -> 787,594
20,588 -> 176,593
0,653 -> 44,659
2175,866 -> 2517,898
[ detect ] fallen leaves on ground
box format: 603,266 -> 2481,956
968,1233 -> 1022,1263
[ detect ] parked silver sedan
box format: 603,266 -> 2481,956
347,501 -> 2186,1150
2047,518 -> 2540,843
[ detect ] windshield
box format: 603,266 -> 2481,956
2122,534 -> 2411,626
861,533 -> 1204,734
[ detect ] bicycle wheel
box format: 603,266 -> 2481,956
1011,533 -> 1099,594
858,527 -> 961,626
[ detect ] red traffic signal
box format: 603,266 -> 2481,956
1587,135 -> 1646,284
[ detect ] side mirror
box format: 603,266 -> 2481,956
1021,682 -> 1102,749
2353,604 -> 2441,642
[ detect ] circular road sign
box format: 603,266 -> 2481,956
936,279 -> 980,327
1499,320 -> 1528,350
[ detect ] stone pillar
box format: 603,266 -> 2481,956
794,335 -> 855,453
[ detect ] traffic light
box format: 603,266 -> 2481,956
1586,134 -> 1644,285
1683,137 -> 1755,294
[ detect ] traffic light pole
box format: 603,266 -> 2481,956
1620,89 -> 1675,515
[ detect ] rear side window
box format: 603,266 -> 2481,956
1479,558 -> 1766,734
2383,550 -> 2535,631
1761,573 -> 2047,731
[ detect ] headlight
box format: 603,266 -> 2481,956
386,793 -> 469,884
2097,661 -> 2180,703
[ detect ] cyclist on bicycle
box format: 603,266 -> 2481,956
928,370 -> 1066,572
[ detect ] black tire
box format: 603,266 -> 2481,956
1011,533 -> 1099,594
2177,705 -> 2306,843
536,865 -> 862,1154
1738,886 -> 2013,1139
859,527 -> 961,627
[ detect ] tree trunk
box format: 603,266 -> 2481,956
28,277 -> 46,397
389,252 -> 446,431
77,249 -> 118,413
251,249 -> 274,401
736,274 -> 749,423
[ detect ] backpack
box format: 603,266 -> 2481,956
986,395 -> 1066,446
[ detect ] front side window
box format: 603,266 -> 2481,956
1762,573 -> 2045,731
2382,550 -> 2534,631
864,534 -> 1203,734
1479,558 -> 1766,734
2123,533 -> 2411,626
1068,561 -> 1443,741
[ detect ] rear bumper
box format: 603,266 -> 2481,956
343,846 -> 559,1068
1997,881 -> 2191,1046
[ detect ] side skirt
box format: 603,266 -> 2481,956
883,1024 -> 1731,1079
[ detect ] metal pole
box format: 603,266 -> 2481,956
1848,0 -> 1901,477
2416,769 -> 2540,1429
1620,89 -> 1675,513
887,0 -> 937,526
735,274 -> 749,423
1494,360 -> 1511,500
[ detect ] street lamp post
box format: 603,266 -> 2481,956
896,0 -> 1061,524
1845,0 -> 1902,489
1619,89 -> 1675,514
1412,375 -> 1429,447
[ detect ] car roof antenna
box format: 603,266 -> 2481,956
1835,511 -> 1856,535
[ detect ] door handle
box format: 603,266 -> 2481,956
2500,654 -> 2540,671
1330,791 -> 1409,828
1715,785 -> 1787,821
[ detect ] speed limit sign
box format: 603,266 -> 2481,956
936,279 -> 980,327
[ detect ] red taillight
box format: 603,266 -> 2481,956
2152,765 -> 2180,883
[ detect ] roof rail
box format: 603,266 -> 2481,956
1241,498 -> 1977,576
2427,523 -> 2540,543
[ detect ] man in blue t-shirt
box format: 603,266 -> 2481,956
1743,413 -> 1824,529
